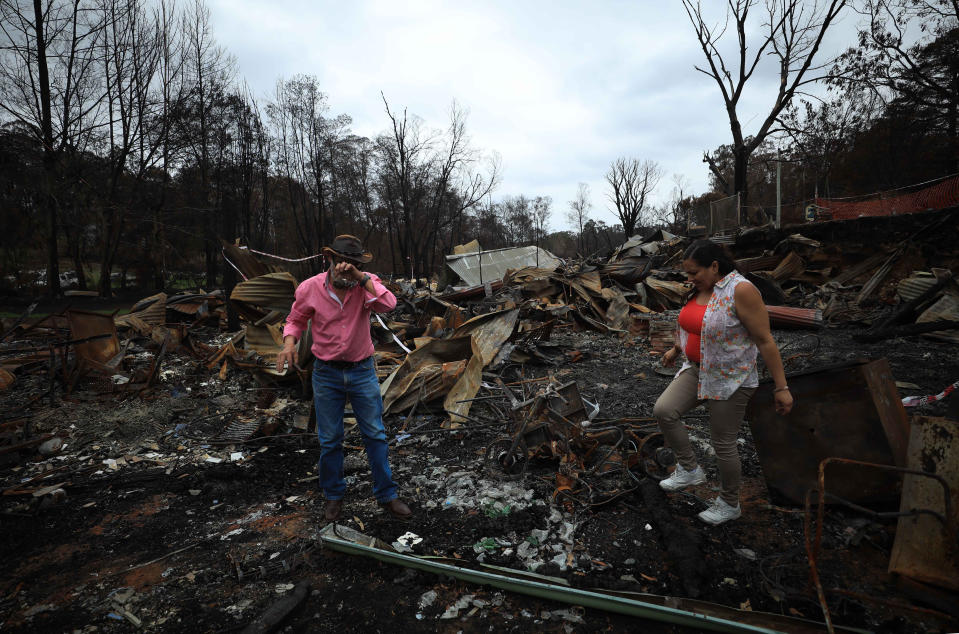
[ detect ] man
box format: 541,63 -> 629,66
276,235 -> 411,522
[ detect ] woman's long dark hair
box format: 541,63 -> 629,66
681,239 -> 738,302
683,239 -> 737,275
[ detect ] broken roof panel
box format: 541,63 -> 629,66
446,246 -> 560,288
610,230 -> 681,259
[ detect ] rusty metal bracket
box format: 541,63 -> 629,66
803,457 -> 955,633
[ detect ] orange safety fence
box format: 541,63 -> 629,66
815,174 -> 959,220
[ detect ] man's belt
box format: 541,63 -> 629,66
315,356 -> 372,370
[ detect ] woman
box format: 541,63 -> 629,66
654,239 -> 793,525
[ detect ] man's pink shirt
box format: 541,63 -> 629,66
282,272 -> 397,362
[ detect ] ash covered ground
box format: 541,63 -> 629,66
1,322 -> 957,633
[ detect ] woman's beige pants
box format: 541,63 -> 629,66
653,364 -> 755,505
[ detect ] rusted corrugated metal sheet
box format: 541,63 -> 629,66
770,251 -> 806,282
897,273 -> 939,302
243,323 -> 284,367
451,308 -> 519,366
231,272 -> 298,313
167,292 -> 223,315
645,278 -> 687,306
766,305 -> 823,329
734,255 -> 783,274
116,292 -> 167,326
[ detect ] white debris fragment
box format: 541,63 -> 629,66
550,553 -> 568,571
417,590 -> 437,610
440,594 -> 475,619
392,531 -> 423,553
38,438 -> 63,456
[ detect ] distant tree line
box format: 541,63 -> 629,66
0,0 -> 554,296
2,0 -> 956,296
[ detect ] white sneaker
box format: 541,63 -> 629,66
659,464 -> 706,491
698,497 -> 741,525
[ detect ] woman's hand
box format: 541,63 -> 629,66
774,389 -> 793,416
662,346 -> 681,367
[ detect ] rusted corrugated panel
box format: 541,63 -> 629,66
443,336 -> 484,425
451,308 -> 519,366
897,274 -> 938,302
770,251 -> 806,282
829,251 -> 888,286
645,278 -> 687,306
766,305 -> 823,329
116,292 -> 167,326
734,255 -> 783,274
244,323 -> 284,366
600,288 -> 631,331
167,293 -> 222,315
222,241 -> 272,279
383,337 -> 474,414
231,272 -> 298,312
602,257 -> 651,284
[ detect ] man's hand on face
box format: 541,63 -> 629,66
333,260 -> 364,282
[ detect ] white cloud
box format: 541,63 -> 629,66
207,0 -> 861,231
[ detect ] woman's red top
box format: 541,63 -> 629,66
678,298 -> 708,364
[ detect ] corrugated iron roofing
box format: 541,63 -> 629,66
766,305 -> 823,329
446,246 -> 560,288
897,274 -> 937,302
734,255 -> 783,274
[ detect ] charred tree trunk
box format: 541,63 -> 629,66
734,146 -> 749,222
34,0 -> 60,297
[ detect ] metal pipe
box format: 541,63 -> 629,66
319,525 -> 780,633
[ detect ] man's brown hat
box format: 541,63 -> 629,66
322,234 -> 373,264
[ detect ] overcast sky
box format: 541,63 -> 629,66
207,0 -> 860,232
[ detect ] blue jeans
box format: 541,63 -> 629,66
312,357 -> 398,503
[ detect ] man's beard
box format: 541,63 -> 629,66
330,271 -> 359,289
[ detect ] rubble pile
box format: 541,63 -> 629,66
1,209 -> 958,632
